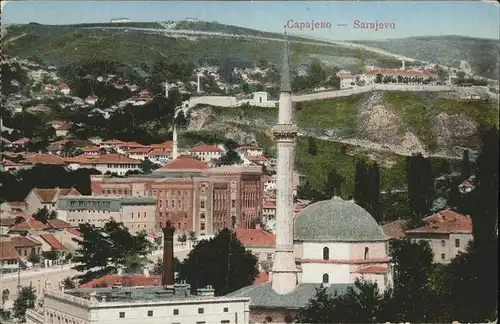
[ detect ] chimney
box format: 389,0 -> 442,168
196,285 -> 215,299
162,221 -> 175,286
255,223 -> 261,230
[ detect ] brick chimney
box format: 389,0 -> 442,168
162,221 -> 175,286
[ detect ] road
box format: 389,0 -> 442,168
0,248 -> 191,306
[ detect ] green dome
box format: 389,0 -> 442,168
293,197 -> 387,242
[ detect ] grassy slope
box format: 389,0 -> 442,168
3,24 -> 403,68
355,36 -> 500,79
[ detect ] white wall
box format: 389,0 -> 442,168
301,263 -> 351,284
301,242 -> 350,260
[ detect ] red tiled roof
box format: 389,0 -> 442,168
46,219 -> 74,229
381,219 -> 408,239
0,241 -> 21,260
79,154 -> 141,165
148,149 -> 171,156
39,233 -> 66,250
9,220 -> 48,232
355,265 -> 388,274
2,159 -> 19,166
85,95 -> 98,101
253,272 -> 270,285
79,274 -> 161,288
263,200 -> 276,208
101,139 -> 126,145
12,137 -> 31,145
190,144 -> 223,153
10,236 -> 42,247
82,146 -> 101,152
32,188 -> 81,203
52,139 -> 73,145
234,228 -> 276,246
129,147 -> 152,154
406,209 -> 472,234
246,155 -> 268,162
150,141 -> 173,148
58,82 -> 70,89
120,141 -> 145,148
0,137 -> 11,143
160,156 -> 208,170
366,69 -> 436,77
294,203 -> 307,213
459,180 -> 475,188
0,218 -> 17,226
22,154 -> 66,165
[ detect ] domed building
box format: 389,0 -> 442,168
228,197 -> 393,323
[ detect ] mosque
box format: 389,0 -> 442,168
227,33 -> 393,323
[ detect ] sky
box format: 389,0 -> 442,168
2,1 -> 499,41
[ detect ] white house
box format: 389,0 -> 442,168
338,73 -> 357,89
128,147 -> 153,160
58,82 -> 71,96
189,144 -> 225,163
85,95 -> 99,105
78,154 -> 141,175
237,145 -> 263,157
147,150 -> 171,166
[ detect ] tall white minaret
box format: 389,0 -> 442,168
271,30 -> 299,295
172,124 -> 179,159
197,74 -> 201,93
401,59 -> 406,70
165,80 -> 169,98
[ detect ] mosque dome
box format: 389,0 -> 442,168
293,197 -> 387,242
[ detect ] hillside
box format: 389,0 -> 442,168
1,23 -> 403,69
354,36 -> 500,79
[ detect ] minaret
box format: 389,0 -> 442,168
165,80 -> 169,98
271,30 -> 299,295
197,74 -> 201,93
172,124 -> 179,159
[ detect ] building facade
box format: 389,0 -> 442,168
90,157 -> 263,235
56,196 -> 157,234
26,283 -> 250,324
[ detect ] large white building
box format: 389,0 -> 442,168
26,282 -> 251,324
56,196 -> 157,234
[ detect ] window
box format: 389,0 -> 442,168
364,247 -> 369,260
223,307 -> 229,312
201,223 -> 205,231
119,312 -> 125,318
231,200 -> 236,208
198,307 -> 204,314
221,321 -> 230,324
147,310 -> 153,317
173,309 -> 179,315
266,253 -> 273,261
455,239 -> 460,247
323,247 -> 329,260
322,273 -> 329,284
441,253 -> 446,260
265,316 -> 273,322
196,322 -> 206,324
201,201 -> 205,208
200,213 -> 206,219
441,240 -> 446,247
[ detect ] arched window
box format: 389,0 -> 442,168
200,213 -> 206,219
322,273 -> 329,284
364,247 -> 369,260
441,253 -> 446,260
441,240 -> 446,247
265,316 -> 273,323
322,247 -> 329,260
284,315 -> 294,323
2,289 -> 10,302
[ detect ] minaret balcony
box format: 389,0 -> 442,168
272,124 -> 298,139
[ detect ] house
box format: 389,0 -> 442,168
10,235 -> 43,260
1,159 -> 22,172
128,147 -> 153,160
81,146 -> 102,156
58,82 -> 71,95
77,153 -> 141,175
11,137 -> 31,148
234,227 -> 276,270
458,180 -> 475,194
48,120 -> 71,137
404,209 -> 473,264
365,69 -> 437,85
12,103 -> 23,114
85,95 -> 99,105
150,141 -> 173,152
147,150 -> 171,165
263,175 -> 277,192
338,73 -> 357,89
36,233 -> 67,260
0,238 -> 21,272
24,187 -> 81,215
26,105 -> 51,113
237,145 -> 263,156
21,154 -> 66,167
262,200 -> 276,233
243,154 -> 268,166
1,201 -> 28,214
189,144 -> 225,163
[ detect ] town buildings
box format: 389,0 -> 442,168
90,157 -> 264,235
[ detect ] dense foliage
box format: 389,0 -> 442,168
71,220 -> 152,284
12,285 -> 37,323
177,228 -> 258,296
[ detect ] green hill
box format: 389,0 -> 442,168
354,36 -> 500,79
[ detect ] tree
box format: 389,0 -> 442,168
307,137 -> 317,156
460,149 -> 470,181
32,206 -> 57,223
310,60 -> 326,86
177,228 -> 258,296
140,158 -> 159,174
151,257 -> 182,275
27,253 -> 41,265
218,150 -> 243,166
12,285 -> 36,322
187,231 -> 197,247
375,73 -> 383,83
323,168 -> 344,198
62,277 -> 76,289
389,239 -> 436,322
42,249 -> 59,261
177,233 -> 187,246
406,154 -> 435,227
295,279 -> 392,323
71,220 -> 152,284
